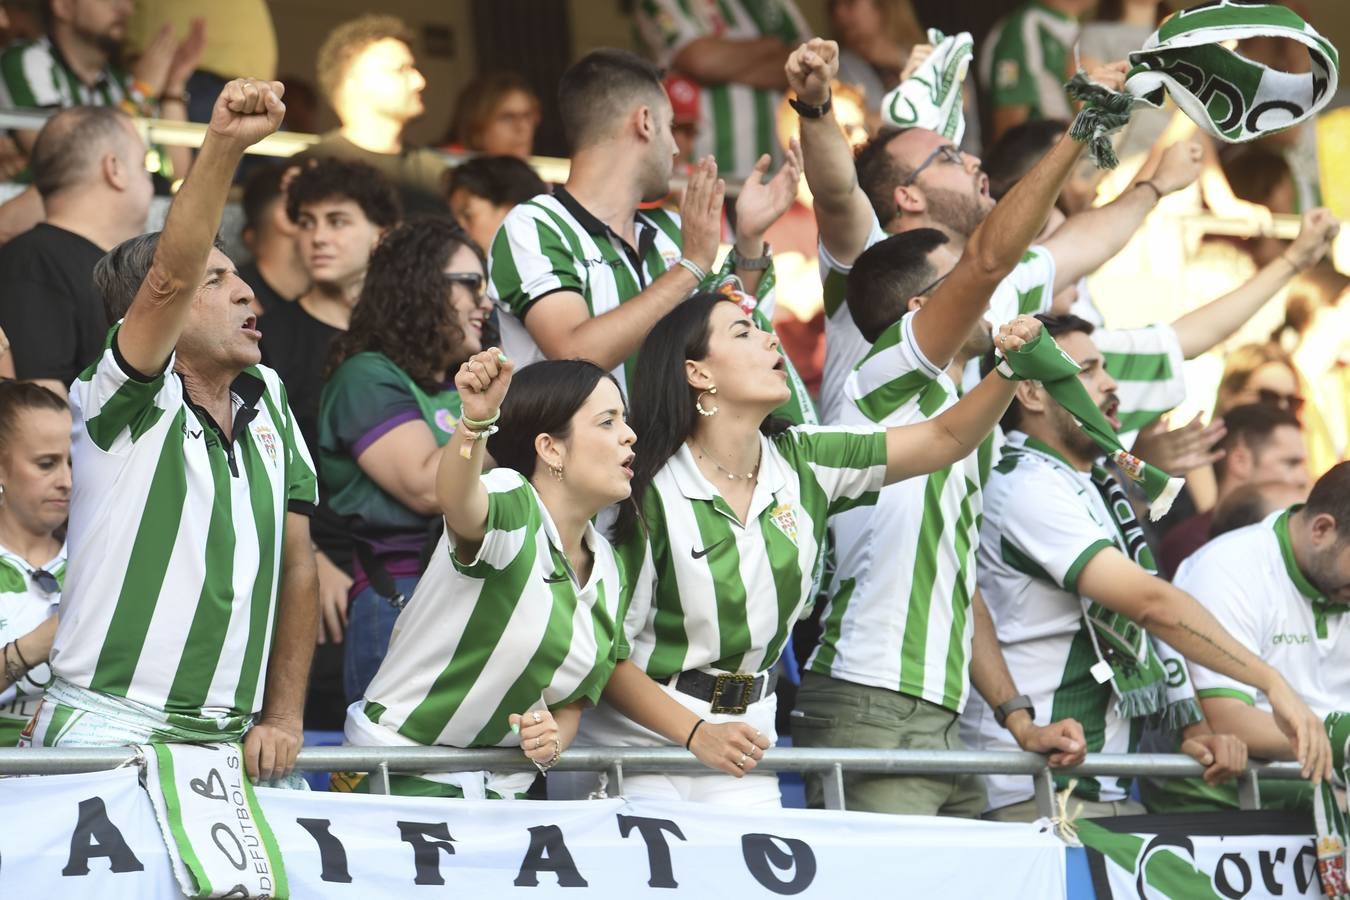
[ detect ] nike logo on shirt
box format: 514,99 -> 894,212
691,539 -> 727,560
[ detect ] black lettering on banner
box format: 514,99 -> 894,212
1294,845 -> 1318,894
617,814 -> 686,888
190,768 -> 228,802
296,818 -> 353,884
1259,847 -> 1287,895
1136,835 -> 1196,899
212,823 -> 249,871
62,797 -> 146,876
514,825 -> 589,888
1215,852 -> 1253,899
397,821 -> 457,886
1246,100 -> 1304,134
741,834 -> 817,895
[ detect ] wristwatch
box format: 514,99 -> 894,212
731,243 -> 773,271
789,92 -> 832,119
994,694 -> 1035,729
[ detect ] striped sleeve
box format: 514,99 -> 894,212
1172,547 -> 1264,706
487,203 -> 585,321
634,0 -> 707,65
272,376 -> 318,508
997,463 -> 1114,593
846,310 -> 945,424
74,328 -> 179,454
448,468 -> 539,576
612,526 -> 656,659
986,246 -> 1056,326
0,42 -> 60,108
783,425 -> 887,515
1094,324 -> 1187,434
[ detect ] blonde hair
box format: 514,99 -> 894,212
316,15 -> 412,108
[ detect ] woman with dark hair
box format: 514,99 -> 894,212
446,72 -> 541,160
336,352 -> 764,797
585,293 -> 1042,806
0,381 -> 70,744
318,218 -> 493,702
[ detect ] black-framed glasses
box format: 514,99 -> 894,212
901,144 -> 965,186
446,272 -> 486,298
915,266 -> 956,298
31,568 -> 58,594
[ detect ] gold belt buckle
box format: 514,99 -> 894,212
709,673 -> 755,715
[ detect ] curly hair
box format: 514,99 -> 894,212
316,14 -> 412,107
325,218 -> 487,391
285,157 -> 402,229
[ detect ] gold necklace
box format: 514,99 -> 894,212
693,440 -> 760,481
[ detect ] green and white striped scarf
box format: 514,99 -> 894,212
1069,1 -> 1339,168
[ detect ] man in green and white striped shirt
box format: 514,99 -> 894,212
797,120 -> 1096,816
32,79 -> 319,784
634,0 -> 808,181
488,48 -> 815,425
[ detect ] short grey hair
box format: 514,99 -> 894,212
32,106 -> 139,200
94,232 -> 226,326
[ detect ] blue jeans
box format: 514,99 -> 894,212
343,575 -> 420,704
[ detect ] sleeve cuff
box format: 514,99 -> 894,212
287,499 -> 316,517
1196,687 -> 1256,706
110,330 -> 167,384
1062,538 -> 1115,593
516,284 -> 582,324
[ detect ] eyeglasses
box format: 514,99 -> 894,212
901,144 -> 965,187
446,272 -> 486,299
1256,388 -> 1305,414
915,266 -> 955,299
31,568 -> 58,594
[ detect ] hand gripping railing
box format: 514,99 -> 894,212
0,746 -> 1306,816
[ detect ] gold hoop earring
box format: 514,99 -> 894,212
549,463 -> 564,481
695,386 -> 718,417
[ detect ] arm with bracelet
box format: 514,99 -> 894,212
0,615 -> 58,693
436,347 -> 514,558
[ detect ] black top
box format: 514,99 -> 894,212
237,260 -> 294,319
0,224 -> 109,384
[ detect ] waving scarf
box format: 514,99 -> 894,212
879,28 -> 973,143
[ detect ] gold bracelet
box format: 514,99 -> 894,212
532,739 -> 561,773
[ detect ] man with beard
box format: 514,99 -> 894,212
785,38 -> 1202,425
488,48 -> 812,421
961,315 -> 1330,821
1148,462 -> 1350,813
794,106 -> 1102,817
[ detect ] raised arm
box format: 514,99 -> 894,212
674,36 -> 792,89
882,317 -> 1037,484
786,39 -> 877,266
516,159 -> 722,370
436,347 -> 514,553
1041,140 -> 1204,294
1077,550 -> 1331,782
117,79 -> 285,375
912,131 -> 1086,367
1170,208 -> 1339,358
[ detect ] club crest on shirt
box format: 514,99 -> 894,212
661,250 -> 680,270
434,408 -> 458,434
253,423 -> 278,465
715,277 -> 757,316
769,502 -> 798,544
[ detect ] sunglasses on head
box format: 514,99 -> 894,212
1257,388 -> 1305,414
446,272 -> 485,297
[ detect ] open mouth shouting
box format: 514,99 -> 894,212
241,315 -> 261,340
1101,394 -> 1121,431
620,452 -> 635,479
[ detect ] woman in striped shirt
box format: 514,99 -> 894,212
337,353 -> 766,798
590,292 -> 1044,805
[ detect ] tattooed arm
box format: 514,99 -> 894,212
1077,548 -> 1331,781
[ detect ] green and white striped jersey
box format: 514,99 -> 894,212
617,426 -> 886,681
634,0 -> 808,180
358,469 -> 626,749
0,37 -> 135,110
0,544 -> 64,745
961,434 -> 1138,809
1094,324 -> 1186,441
818,210 -> 1057,424
50,333 -> 318,722
808,312 -> 994,713
979,0 -> 1078,121
488,187 -> 815,424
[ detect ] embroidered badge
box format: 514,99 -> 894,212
769,502 -> 798,544
661,250 -> 681,270
434,408 -> 457,434
254,423 -> 278,464
715,277 -> 757,316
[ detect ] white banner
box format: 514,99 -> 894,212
0,768 -> 1066,898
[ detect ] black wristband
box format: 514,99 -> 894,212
11,638 -> 32,671
789,92 -> 832,119
684,718 -> 705,750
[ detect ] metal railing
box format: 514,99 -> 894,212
0,746 -> 1305,817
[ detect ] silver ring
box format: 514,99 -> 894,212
738,753 -> 747,767
532,711 -> 542,724
535,736 -> 543,749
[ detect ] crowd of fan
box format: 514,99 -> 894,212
0,0 -> 1343,824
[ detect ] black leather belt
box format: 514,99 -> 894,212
672,670 -> 776,715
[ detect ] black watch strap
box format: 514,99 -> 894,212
789,93 -> 832,119
994,694 -> 1035,728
